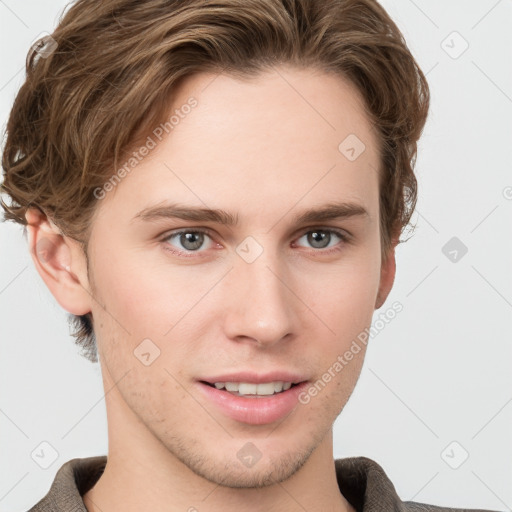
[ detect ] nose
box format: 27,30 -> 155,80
222,244 -> 298,348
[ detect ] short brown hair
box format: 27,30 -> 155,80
1,0 -> 430,363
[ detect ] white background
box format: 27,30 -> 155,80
1,0 -> 511,510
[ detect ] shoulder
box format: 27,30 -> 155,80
335,456 -> 498,512
27,456 -> 107,511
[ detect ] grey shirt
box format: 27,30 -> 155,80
27,455 -> 498,511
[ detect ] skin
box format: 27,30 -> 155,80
25,65 -> 396,512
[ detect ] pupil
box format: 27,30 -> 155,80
181,232 -> 203,250
308,230 -> 329,249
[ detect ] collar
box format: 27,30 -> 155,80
28,455 -> 481,512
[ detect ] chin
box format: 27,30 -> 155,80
202,453 -> 311,489
172,441 -> 314,489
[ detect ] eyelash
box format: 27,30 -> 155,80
159,227 -> 351,258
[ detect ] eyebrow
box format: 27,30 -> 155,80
132,200 -> 369,228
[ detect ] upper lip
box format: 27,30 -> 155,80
199,371 -> 308,385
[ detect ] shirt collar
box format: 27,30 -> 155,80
30,455 -> 405,511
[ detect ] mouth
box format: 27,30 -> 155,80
196,378 -> 310,425
199,380 -> 303,397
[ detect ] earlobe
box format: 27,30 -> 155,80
25,208 -> 92,316
375,244 -> 397,310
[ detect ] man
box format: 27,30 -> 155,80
0,0 -> 499,510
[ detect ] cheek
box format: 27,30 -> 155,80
89,248 -> 223,367
90,248 -> 192,330
302,253 -> 381,339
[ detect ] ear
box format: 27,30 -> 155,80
374,240 -> 397,310
25,208 -> 92,316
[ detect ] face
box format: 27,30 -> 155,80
50,65 -> 394,487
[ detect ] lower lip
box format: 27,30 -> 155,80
196,381 -> 309,425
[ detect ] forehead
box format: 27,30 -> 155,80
96,66 -> 381,225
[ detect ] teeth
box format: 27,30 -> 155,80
225,382 -> 239,392
211,381 -> 295,396
239,383 -> 258,395
274,382 -> 283,393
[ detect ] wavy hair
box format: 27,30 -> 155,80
1,0 -> 430,362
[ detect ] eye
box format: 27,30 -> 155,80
161,229 -> 214,255
160,227 -> 350,257
294,228 -> 349,253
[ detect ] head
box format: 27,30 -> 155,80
2,0 -> 428,489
